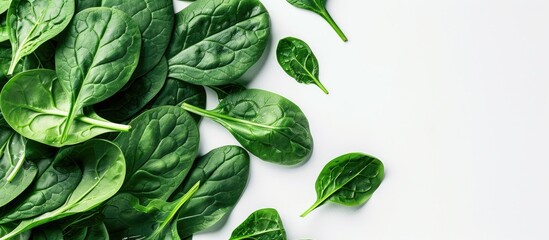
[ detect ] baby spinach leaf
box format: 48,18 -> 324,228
6,0 -> 74,75
182,89 -> 313,165
0,129 -> 37,208
103,182 -> 199,240
101,0 -> 174,78
113,106 -> 199,202
301,153 -> 384,217
95,57 -> 168,122
208,84 -> 247,101
277,37 -> 328,94
167,0 -> 270,86
53,7 -> 141,145
0,1 -> 10,14
0,139 -> 126,240
229,208 -> 287,240
0,147 -> 82,224
0,69 -> 131,147
144,78 -> 206,123
286,0 -> 348,42
171,145 -> 250,237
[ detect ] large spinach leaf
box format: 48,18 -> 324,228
277,37 -> 328,94
103,182 -> 199,240
0,70 -> 131,147
6,0 -> 74,75
301,153 -> 384,217
0,139 -> 126,240
0,146 -> 82,224
113,106 -> 199,202
170,145 -> 249,237
0,128 -> 37,208
166,0 -> 270,86
182,89 -> 313,165
101,0 -> 174,78
95,57 -> 168,122
286,0 -> 347,42
229,208 -> 287,240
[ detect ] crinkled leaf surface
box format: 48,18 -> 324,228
182,89 -> 313,165
167,0 -> 270,86
113,106 -> 199,202
229,208 -> 286,240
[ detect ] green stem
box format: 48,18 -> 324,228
320,9 -> 348,42
7,51 -> 21,76
181,103 -> 278,130
300,199 -> 323,217
311,76 -> 329,94
77,116 -> 131,132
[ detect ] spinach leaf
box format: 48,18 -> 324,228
6,0 -> 74,75
277,37 -> 328,94
103,182 -> 199,240
0,69 -> 131,147
0,0 -> 9,14
0,146 -> 82,224
301,153 -> 384,217
0,128 -> 37,208
182,89 -> 313,165
208,84 -> 247,101
170,145 -> 250,237
286,0 -> 347,42
0,139 -> 126,240
95,57 -> 168,122
167,0 -> 270,86
144,78 -> 206,123
229,208 -> 287,240
113,106 -> 199,202
0,41 -> 55,86
101,0 -> 174,78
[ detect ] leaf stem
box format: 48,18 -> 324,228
300,199 -> 323,217
77,116 -> 131,132
311,76 -> 329,94
320,9 -> 348,42
7,51 -> 21,76
181,103 -> 278,130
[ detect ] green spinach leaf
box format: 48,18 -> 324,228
101,0 -> 174,78
286,0 -> 347,42
0,1 -> 10,14
277,37 -> 328,94
166,0 -> 270,86
113,106 -> 199,202
0,69 -> 131,147
95,57 -> 168,122
229,208 -> 286,240
301,153 -> 384,217
182,89 -> 313,165
6,0 -> 74,75
170,145 -> 250,237
0,139 -> 126,240
0,41 -> 55,86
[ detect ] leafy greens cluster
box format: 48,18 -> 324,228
0,0 -> 384,239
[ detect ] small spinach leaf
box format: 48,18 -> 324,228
229,208 -> 287,240
6,0 -> 74,75
182,89 -> 313,165
301,153 -> 384,217
277,37 -> 328,94
95,57 -> 168,122
101,0 -> 174,78
0,139 -> 126,240
113,106 -> 199,202
286,0 -> 347,42
171,145 -> 250,237
167,0 -> 270,86
0,69 -> 131,147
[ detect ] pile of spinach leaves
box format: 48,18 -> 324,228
0,0 -> 384,239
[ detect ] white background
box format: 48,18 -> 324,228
174,0 -> 549,239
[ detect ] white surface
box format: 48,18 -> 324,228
174,0 -> 549,239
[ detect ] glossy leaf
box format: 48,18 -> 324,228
6,0 -> 74,75
301,153 -> 384,217
229,208 -> 286,240
277,37 -> 328,94
95,57 -> 168,122
167,0 -> 270,86
0,139 -> 126,240
182,89 -> 313,165
103,182 -> 199,240
286,0 -> 347,41
113,106 -> 199,202
171,145 -> 250,236
0,70 -> 131,147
